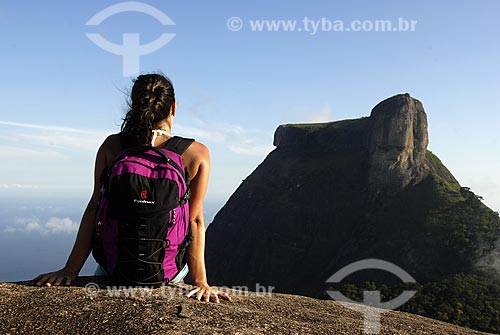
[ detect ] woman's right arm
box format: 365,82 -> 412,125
34,138 -> 109,286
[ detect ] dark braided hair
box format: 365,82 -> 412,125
121,74 -> 175,147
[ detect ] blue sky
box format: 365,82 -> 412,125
0,0 -> 499,212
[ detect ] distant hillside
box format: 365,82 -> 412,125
205,94 -> 500,333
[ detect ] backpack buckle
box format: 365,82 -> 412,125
180,189 -> 191,205
168,209 -> 176,227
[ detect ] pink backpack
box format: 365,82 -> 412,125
92,136 -> 194,286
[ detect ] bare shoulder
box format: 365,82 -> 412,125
182,140 -> 210,180
99,133 -> 122,166
185,140 -> 209,159
101,133 -> 121,148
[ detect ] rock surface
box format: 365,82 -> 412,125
0,278 -> 494,335
368,93 -> 430,193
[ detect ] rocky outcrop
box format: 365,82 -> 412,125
368,93 -> 430,193
273,123 -> 313,147
0,279 -> 494,335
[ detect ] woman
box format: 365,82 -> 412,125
35,73 -> 231,304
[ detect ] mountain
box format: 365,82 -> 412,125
205,94 -> 500,333
0,278 -> 496,335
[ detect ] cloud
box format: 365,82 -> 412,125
307,105 -> 334,123
280,105 -> 333,124
176,119 -> 243,143
174,123 -> 227,143
0,184 -> 39,189
177,92 -> 277,156
0,120 -> 110,152
4,216 -> 79,235
228,144 -> 275,156
475,239 -> 500,273
16,133 -> 106,152
0,146 -> 69,160
175,118 -> 274,156
0,121 -> 96,134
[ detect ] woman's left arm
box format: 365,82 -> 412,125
185,143 -> 231,303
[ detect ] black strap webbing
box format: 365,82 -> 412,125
163,136 -> 195,155
163,136 -> 194,189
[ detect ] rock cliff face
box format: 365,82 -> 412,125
368,94 -> 430,193
205,94 -> 500,333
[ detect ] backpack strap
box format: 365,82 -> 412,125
163,136 -> 195,192
163,136 -> 195,155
